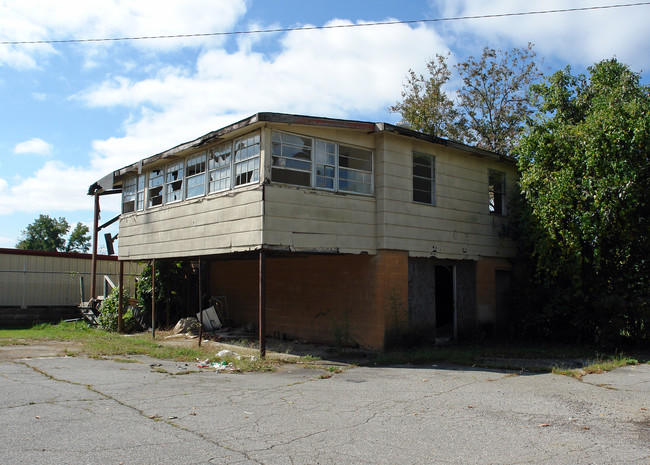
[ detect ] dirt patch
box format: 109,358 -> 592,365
0,340 -> 83,361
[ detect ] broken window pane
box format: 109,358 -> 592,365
488,169 -> 506,215
208,142 -> 232,193
122,177 -> 136,213
148,168 -> 164,207
271,131 -> 312,187
166,161 -> 184,203
233,132 -> 260,187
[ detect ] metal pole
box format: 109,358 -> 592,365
259,249 -> 266,358
90,193 -> 100,305
151,259 -> 156,339
198,257 -> 203,347
118,260 -> 124,333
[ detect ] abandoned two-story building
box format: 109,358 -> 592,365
89,113 -> 517,349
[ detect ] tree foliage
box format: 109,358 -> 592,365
389,54 -> 463,141
17,215 -> 70,252
66,222 -> 91,253
391,44 -> 542,155
16,215 -> 91,253
513,59 -> 649,345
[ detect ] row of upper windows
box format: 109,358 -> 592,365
122,132 -> 260,213
121,130 -> 374,213
122,129 -> 505,215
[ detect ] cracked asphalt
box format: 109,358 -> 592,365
1,353 -> 648,464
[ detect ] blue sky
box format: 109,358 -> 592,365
1,0 -> 648,251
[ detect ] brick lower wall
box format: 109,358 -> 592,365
209,250 -> 409,349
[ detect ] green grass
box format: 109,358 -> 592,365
372,343 -> 643,375
552,353 -> 639,379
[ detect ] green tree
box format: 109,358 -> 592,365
389,53 -> 464,140
66,222 -> 91,253
391,44 -> 542,154
514,59 -> 649,344
456,43 -> 542,154
16,214 -> 70,251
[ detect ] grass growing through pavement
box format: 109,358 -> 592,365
552,353 -> 639,379
0,322 -> 291,372
1,322 -> 644,376
372,343 -> 643,374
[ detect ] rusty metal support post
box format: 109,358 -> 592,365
118,260 -> 124,333
198,257 -> 203,347
259,249 -> 266,358
151,259 -> 156,339
90,193 -> 100,305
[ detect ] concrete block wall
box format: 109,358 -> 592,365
209,250 -> 409,349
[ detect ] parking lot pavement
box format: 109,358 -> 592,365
1,355 -> 648,465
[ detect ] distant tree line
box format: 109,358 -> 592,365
16,214 -> 91,253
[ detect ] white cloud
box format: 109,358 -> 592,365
0,160 -> 102,216
14,138 -> 53,156
437,0 -> 650,72
79,20 -> 448,174
0,0 -> 248,68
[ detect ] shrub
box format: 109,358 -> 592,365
98,287 -> 140,333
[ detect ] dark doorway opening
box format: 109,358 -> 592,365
435,265 -> 454,340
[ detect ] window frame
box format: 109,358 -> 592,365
488,169 -> 506,215
147,167 -> 165,208
271,130 -> 373,195
233,132 -> 260,187
122,176 -> 137,213
412,152 -> 436,205
185,152 -> 207,199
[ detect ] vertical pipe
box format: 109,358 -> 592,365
198,257 -> 203,347
118,260 -> 124,333
151,259 -> 156,339
258,249 -> 266,358
90,193 -> 100,306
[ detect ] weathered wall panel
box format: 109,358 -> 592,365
263,185 -> 377,254
119,187 -> 264,260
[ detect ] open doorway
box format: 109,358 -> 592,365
435,265 -> 455,341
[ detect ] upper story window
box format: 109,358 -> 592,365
339,145 -> 372,194
271,132 -> 312,186
271,130 -> 373,195
234,133 -> 260,186
186,153 -> 206,199
122,177 -> 136,213
208,142 -> 232,193
413,152 -> 435,205
488,169 -> 506,215
136,174 -> 145,211
148,168 -> 164,207
166,161 -> 184,203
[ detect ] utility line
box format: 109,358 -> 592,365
1,2 -> 649,46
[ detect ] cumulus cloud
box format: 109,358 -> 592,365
14,138 -> 53,156
437,0 -> 650,71
77,20 -> 449,175
0,160 -> 103,216
0,0 -> 248,67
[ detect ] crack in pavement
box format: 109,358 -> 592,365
16,360 -> 263,464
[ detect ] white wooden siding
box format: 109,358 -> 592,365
375,135 -> 518,259
118,187 -> 264,260
263,185 -> 377,253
